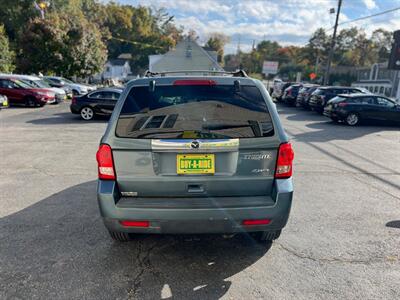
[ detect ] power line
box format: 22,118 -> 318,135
110,36 -> 165,49
331,6 -> 400,29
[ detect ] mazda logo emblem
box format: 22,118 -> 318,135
190,141 -> 200,149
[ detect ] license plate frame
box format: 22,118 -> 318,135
176,154 -> 215,175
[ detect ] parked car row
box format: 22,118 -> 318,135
0,73 -> 96,108
273,81 -> 400,126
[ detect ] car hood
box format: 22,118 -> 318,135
47,87 -> 65,94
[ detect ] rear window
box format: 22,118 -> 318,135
116,84 -> 274,139
313,89 -> 324,95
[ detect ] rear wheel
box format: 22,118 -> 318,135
80,106 -> 94,120
25,97 -> 37,107
108,230 -> 131,242
253,230 -> 281,243
345,113 -> 359,126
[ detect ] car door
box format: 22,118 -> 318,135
87,91 -> 106,114
357,97 -> 376,120
100,91 -> 120,114
373,97 -> 399,123
0,79 -> 24,104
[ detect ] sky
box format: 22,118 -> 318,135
120,0 -> 400,54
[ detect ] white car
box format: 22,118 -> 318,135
0,74 -> 66,104
44,76 -> 96,95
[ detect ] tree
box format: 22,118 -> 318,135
371,29 -> 393,62
0,24 -> 15,72
205,33 -> 230,64
18,12 -> 107,77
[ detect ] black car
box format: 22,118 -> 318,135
296,85 -> 319,108
274,82 -> 295,102
70,88 -> 122,120
282,84 -> 302,106
309,86 -> 364,113
323,94 -> 400,126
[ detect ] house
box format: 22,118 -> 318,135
149,38 -> 224,73
101,59 -> 131,81
352,62 -> 400,100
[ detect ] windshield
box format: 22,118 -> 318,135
22,79 -> 51,88
61,77 -> 74,84
116,85 -> 273,139
14,80 -> 34,89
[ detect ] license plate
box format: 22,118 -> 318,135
177,154 -> 215,174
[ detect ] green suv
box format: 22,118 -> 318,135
96,71 -> 294,243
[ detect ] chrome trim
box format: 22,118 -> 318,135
151,139 -> 239,151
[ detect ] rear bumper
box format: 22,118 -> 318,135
309,101 -> 324,111
284,96 -> 297,104
97,178 -> 293,234
323,108 -> 345,119
70,104 -> 80,114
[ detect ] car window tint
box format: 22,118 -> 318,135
111,92 -> 120,100
116,85 -> 273,139
89,92 -> 103,99
360,97 -> 374,104
0,79 -> 8,88
376,97 -> 395,108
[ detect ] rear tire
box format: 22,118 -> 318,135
25,97 -> 37,107
80,106 -> 94,120
108,230 -> 131,242
253,230 -> 281,243
345,113 -> 359,126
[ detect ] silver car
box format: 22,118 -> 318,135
96,71 -> 294,244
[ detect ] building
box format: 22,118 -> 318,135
149,38 -> 223,73
352,62 -> 400,100
101,59 -> 132,81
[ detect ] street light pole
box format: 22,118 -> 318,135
324,0 -> 343,85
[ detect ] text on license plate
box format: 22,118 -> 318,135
176,154 -> 215,174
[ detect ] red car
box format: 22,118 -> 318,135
0,76 -> 55,107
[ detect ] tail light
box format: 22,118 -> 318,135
275,143 -> 294,179
119,220 -> 150,227
287,89 -> 292,96
96,144 -> 115,180
338,102 -> 348,107
173,80 -> 216,86
242,219 -> 271,226
71,97 -> 77,105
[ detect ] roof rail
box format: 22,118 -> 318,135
143,69 -> 248,78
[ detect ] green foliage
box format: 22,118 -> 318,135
227,27 -> 393,83
0,24 -> 15,72
0,0 -> 181,76
18,12 -> 107,77
205,33 -> 230,64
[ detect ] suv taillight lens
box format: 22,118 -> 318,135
275,143 -> 294,179
96,144 -> 115,180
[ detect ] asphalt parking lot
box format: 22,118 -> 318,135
1,102 -> 399,300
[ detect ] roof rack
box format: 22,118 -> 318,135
144,69 -> 248,78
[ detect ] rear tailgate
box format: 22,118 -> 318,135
111,79 -> 279,199
112,138 -> 278,197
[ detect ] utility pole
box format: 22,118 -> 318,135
237,36 -> 242,69
324,0 -> 342,85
